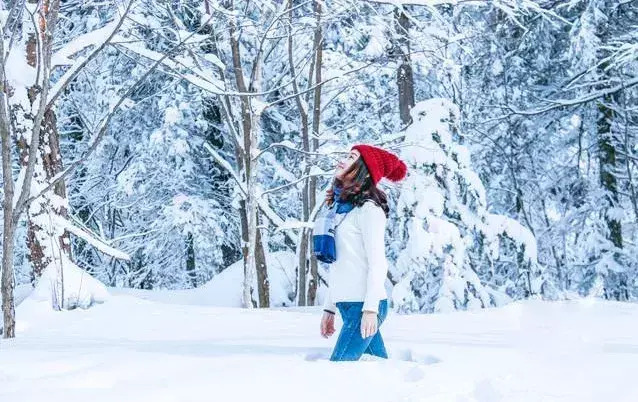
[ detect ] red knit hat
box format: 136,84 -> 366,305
351,144 -> 407,185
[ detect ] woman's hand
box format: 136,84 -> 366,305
320,311 -> 336,338
360,311 -> 378,338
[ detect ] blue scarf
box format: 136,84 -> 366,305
312,187 -> 354,264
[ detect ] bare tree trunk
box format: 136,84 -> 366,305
186,232 -> 196,287
287,0 -> 311,306
307,0 -> 323,306
0,34 -> 16,338
0,164 -> 16,338
227,2 -> 269,308
395,8 -> 415,125
297,232 -> 309,306
205,12 -> 271,308
249,36 -> 270,310
255,215 -> 269,307
230,15 -> 256,309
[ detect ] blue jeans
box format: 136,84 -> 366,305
330,299 -> 389,361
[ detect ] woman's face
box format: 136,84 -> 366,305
335,149 -> 360,179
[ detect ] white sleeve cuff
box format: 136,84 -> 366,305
363,298 -> 379,313
323,289 -> 337,313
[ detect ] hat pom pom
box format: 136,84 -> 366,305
387,160 -> 407,182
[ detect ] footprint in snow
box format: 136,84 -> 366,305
304,353 -> 384,361
403,365 -> 426,382
304,352 -> 331,361
391,348 -> 441,365
304,349 -> 439,365
390,348 -> 441,383
304,351 -> 427,384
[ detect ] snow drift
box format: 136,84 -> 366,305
112,251 -> 306,307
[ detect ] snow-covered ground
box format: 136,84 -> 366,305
2,291 -> 638,402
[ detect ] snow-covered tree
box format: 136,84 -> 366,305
2,0 -> 637,333
1,0 -> 136,337
391,98 -> 539,313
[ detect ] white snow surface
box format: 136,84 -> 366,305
2,292 -> 638,402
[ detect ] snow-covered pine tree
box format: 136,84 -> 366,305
391,98 -> 540,313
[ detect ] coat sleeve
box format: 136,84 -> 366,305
323,286 -> 337,313
360,202 -> 389,313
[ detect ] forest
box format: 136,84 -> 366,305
1,0 -> 637,342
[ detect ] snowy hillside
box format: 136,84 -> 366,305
2,292 -> 637,402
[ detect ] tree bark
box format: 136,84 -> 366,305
307,0 -> 323,306
186,232 -> 196,287
204,12 -> 273,308
0,33 -> 16,338
287,0 -> 310,306
25,107 -> 72,284
255,215 -> 269,307
395,8 -> 415,125
227,1 -> 269,308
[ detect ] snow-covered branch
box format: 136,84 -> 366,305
369,0 -> 570,25
54,216 -> 130,260
260,172 -> 331,196
253,140 -> 346,161
493,75 -> 638,119
203,143 -> 247,197
47,0 -> 136,109
112,39 -> 225,94
203,143 -> 299,244
25,21 -> 213,209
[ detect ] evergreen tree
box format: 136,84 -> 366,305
392,99 -> 539,313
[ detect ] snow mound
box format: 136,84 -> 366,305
30,262 -> 109,309
113,251 -> 301,307
196,251 -> 297,307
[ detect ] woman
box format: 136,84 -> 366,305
316,144 -> 407,361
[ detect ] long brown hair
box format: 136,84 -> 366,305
327,157 -> 389,217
